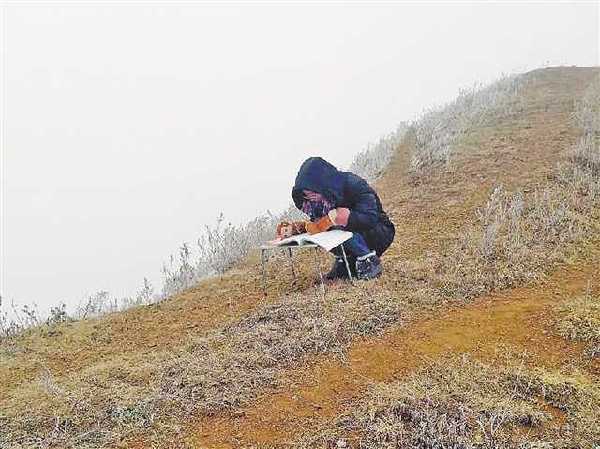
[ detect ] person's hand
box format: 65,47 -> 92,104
305,215 -> 334,234
305,207 -> 350,234
276,221 -> 306,238
276,221 -> 292,238
333,207 -> 350,227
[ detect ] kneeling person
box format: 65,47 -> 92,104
277,157 -> 395,281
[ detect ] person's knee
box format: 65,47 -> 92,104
366,225 -> 394,256
344,233 -> 370,257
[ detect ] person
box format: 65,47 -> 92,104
276,157 -> 395,281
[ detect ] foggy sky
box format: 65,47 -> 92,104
1,2 -> 598,313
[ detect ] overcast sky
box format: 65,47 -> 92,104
1,1 -> 598,313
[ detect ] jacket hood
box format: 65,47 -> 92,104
292,157 -> 345,210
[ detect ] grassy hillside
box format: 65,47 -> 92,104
1,67 -> 599,449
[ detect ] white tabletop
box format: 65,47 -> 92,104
260,242 -> 319,250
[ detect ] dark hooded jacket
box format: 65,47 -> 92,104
292,157 -> 395,256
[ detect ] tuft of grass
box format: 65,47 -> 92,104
429,184 -> 592,300
298,354 -> 600,449
508,365 -> 600,447
559,74 -> 600,202
572,74 -> 600,141
554,293 -> 600,358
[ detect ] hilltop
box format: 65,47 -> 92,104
1,66 -> 599,449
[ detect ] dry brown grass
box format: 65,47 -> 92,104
297,353 -> 600,449
427,74 -> 600,302
0,282 -> 413,448
554,293 -> 600,358
427,183 -> 597,301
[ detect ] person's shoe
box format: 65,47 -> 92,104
355,252 -> 382,280
325,256 -> 355,280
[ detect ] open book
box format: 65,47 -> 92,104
267,229 -> 353,252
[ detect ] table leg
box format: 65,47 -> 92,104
287,247 -> 297,284
313,247 -> 325,297
261,249 -> 267,296
340,244 -> 354,284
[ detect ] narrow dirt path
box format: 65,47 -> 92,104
189,258 -> 599,448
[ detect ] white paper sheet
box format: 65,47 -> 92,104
268,229 -> 353,252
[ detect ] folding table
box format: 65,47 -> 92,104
259,241 -> 354,295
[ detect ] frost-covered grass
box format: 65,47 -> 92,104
559,74 -> 600,201
159,208 -> 302,298
431,74 -> 600,301
431,184 -> 587,300
410,74 -> 530,173
0,279 -> 157,340
0,100 -> 410,446
349,124 -> 408,182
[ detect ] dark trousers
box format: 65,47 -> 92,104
331,232 -> 371,259
330,222 -> 395,260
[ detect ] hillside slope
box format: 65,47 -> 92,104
187,66 -> 600,449
191,260 -> 600,448
1,67 -> 599,449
